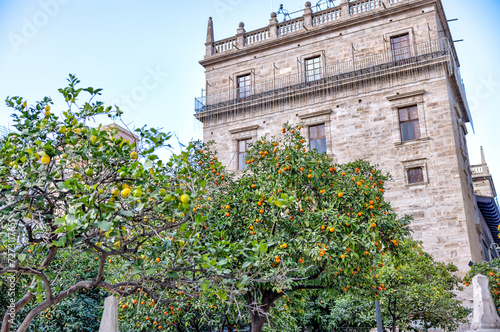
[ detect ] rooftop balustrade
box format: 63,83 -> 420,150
206,0 -> 412,57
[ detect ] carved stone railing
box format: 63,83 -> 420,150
245,27 -> 270,45
278,18 -> 304,36
471,164 -> 489,177
312,7 -> 342,25
206,0 -> 411,56
349,0 -> 382,15
213,37 -> 237,54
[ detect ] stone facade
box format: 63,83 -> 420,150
195,0 -> 497,305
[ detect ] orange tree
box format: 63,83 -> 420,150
117,296 -> 250,332
375,239 -> 469,332
193,123 -> 411,332
0,76 -> 215,332
464,256 -> 500,312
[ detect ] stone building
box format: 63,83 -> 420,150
194,0 -> 500,298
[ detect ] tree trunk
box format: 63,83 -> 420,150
1,291 -> 35,332
392,315 -> 397,332
246,290 -> 280,332
249,313 -> 266,332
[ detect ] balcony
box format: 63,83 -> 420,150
195,38 -> 470,123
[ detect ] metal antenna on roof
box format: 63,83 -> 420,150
315,0 -> 335,11
275,4 -> 291,22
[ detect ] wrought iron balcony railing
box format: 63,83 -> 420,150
195,38 -> 469,122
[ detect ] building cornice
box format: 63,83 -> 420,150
200,0 -> 449,68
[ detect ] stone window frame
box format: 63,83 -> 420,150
298,109 -> 332,157
232,69 -> 254,95
237,138 -> 252,171
387,90 -> 429,146
384,28 -> 415,52
401,158 -> 429,187
299,51 -> 326,83
228,125 -> 259,172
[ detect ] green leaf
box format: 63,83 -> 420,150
18,254 -> 27,262
97,221 -> 111,232
242,261 -> 252,268
259,243 -> 268,253
144,160 -> 153,169
53,236 -> 67,247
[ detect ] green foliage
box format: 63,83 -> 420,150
376,239 -> 470,331
0,75 -> 210,331
464,257 -> 500,311
191,123 -> 411,330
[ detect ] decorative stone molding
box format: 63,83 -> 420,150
401,158 -> 429,186
386,89 -> 426,101
228,125 -> 259,134
298,109 -> 332,120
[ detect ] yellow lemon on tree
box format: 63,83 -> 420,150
40,155 -> 50,165
132,188 -> 143,198
121,188 -> 131,198
130,151 -> 138,160
159,188 -> 166,196
180,194 -> 190,204
111,188 -> 120,197
44,105 -> 50,112
45,110 -> 51,116
22,101 -> 27,108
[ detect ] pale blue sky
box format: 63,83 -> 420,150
0,0 -> 499,183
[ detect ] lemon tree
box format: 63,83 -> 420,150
0,76 -> 211,332
193,124 -> 411,332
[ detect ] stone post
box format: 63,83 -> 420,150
99,296 -> 119,332
303,2 -> 313,29
236,22 -> 246,48
269,12 -> 279,38
205,17 -> 214,57
340,0 -> 350,19
470,274 -> 500,332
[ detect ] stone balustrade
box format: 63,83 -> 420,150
213,37 -> 237,54
471,164 -> 489,177
349,0 -> 383,15
312,6 -> 342,25
277,18 -> 304,36
206,0 -> 411,57
245,27 -> 271,45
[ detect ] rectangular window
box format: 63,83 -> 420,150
391,33 -> 411,62
399,105 -> 420,142
237,74 -> 251,100
309,124 -> 327,153
305,56 -> 322,82
238,138 -> 252,170
407,167 -> 424,184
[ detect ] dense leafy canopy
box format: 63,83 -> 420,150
189,124 -> 411,331
0,77 -> 469,332
0,76 -> 213,331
